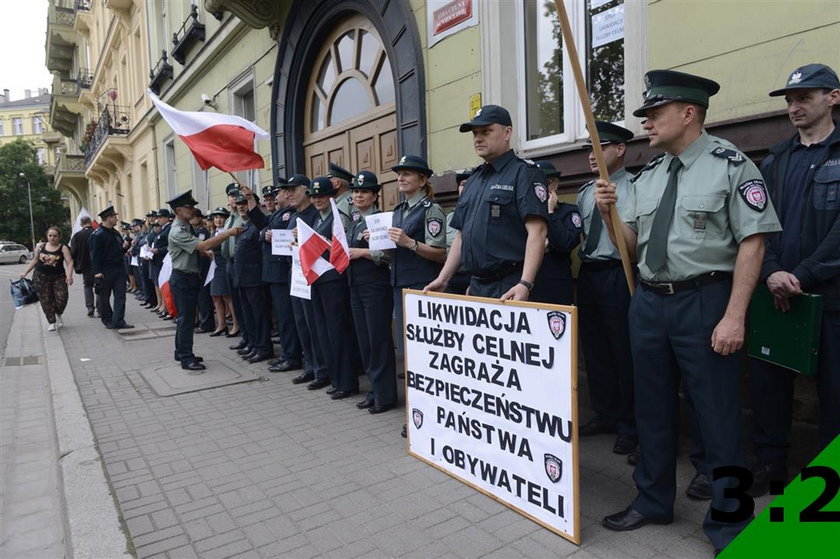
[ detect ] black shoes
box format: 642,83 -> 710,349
356,396 -> 375,409
182,361 -> 206,372
369,404 -> 395,414
613,434 -> 638,455
292,372 -> 314,384
236,347 -> 253,355
209,328 -> 227,337
330,389 -> 358,400
307,379 -> 331,390
685,472 -> 712,501
748,458 -> 787,498
626,449 -> 640,466
87,308 -> 95,317
579,417 -> 617,437
267,359 -> 300,372
246,352 -> 273,364
175,355 -> 204,363
230,340 -> 248,350
602,507 -> 672,531
400,424 -> 407,438
114,323 -> 134,329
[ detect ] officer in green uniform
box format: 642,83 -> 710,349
327,162 -> 357,223
167,190 -> 242,371
223,183 -> 249,350
595,70 -> 782,554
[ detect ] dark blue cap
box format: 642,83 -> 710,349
225,182 -> 240,196
769,64 -> 840,96
284,174 -> 311,189
535,161 -> 561,179
350,170 -> 381,192
208,206 -> 230,217
98,206 -> 117,220
459,104 -> 512,132
157,208 -> 173,218
392,154 -> 433,176
307,176 -> 336,196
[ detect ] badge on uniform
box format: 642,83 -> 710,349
711,147 -> 747,166
352,211 -> 361,222
693,213 -> 707,231
571,212 -> 582,229
412,408 -> 424,429
199,233 -> 206,240
491,205 -> 501,218
544,453 -> 563,483
426,217 -> 442,236
738,179 -> 768,212
534,183 -> 548,203
546,311 -> 566,340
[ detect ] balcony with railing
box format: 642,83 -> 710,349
49,74 -> 84,137
76,68 -> 94,90
73,0 -> 92,33
172,5 -> 206,65
46,4 -> 78,75
149,51 -> 174,95
83,106 -> 133,182
54,149 -> 89,213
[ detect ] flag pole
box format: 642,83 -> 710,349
553,0 -> 635,295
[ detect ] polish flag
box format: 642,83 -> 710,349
148,90 -> 268,172
158,253 -> 178,317
297,220 -> 334,285
72,207 -> 98,236
329,198 -> 350,273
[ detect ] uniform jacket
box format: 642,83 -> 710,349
70,225 -> 94,273
760,121 -> 840,310
89,226 -> 126,274
234,206 -> 268,288
538,203 -> 582,280
261,206 -> 295,283
152,222 -> 171,267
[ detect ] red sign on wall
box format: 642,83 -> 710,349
433,0 -> 472,35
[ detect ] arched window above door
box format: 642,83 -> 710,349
308,18 -> 395,133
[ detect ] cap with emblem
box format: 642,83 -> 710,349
588,120 -> 634,145
455,167 -> 475,184
261,185 -> 276,198
327,163 -> 353,182
633,70 -> 720,117
535,161 -> 562,179
131,218 -> 144,226
120,221 -> 130,229
307,176 -> 336,196
769,63 -> 840,96
225,183 -> 241,196
167,190 -> 199,211
284,174 -> 311,189
209,206 -> 231,217
234,194 -> 249,205
145,210 -> 158,218
98,206 -> 117,220
459,104 -> 512,133
392,155 -> 433,176
350,170 -> 382,192
157,208 -> 173,218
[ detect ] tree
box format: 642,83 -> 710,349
0,140 -> 70,249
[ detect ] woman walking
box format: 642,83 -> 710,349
20,227 -> 74,331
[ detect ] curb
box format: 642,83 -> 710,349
43,317 -> 133,558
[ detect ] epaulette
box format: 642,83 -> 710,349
710,147 -> 747,166
519,157 -> 538,167
422,198 -> 432,208
578,179 -> 595,193
630,154 -> 666,183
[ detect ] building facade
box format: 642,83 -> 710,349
0,89 -> 59,174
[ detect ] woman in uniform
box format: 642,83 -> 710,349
208,207 -> 238,337
347,171 -> 397,413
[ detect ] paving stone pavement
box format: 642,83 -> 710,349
46,278 -> 797,558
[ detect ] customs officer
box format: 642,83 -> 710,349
89,205 -> 132,329
595,70 -> 782,554
425,105 -> 548,300
224,183 -> 249,349
327,162 -> 356,223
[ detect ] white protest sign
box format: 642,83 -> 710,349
404,290 -> 579,544
204,259 -> 216,287
289,246 -> 311,300
140,245 -> 152,260
130,255 -> 139,267
271,229 -> 294,256
364,211 -> 396,250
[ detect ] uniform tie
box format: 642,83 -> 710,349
645,157 -> 682,273
583,209 -> 602,256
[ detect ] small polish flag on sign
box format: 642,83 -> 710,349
297,220 -> 333,285
158,253 -> 177,317
148,90 -> 268,172
329,198 -> 350,274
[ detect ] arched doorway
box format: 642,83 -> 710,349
303,15 -> 399,209
271,0 -> 426,211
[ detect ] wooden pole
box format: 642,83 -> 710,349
553,0 -> 635,295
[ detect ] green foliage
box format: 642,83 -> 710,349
0,140 -> 70,249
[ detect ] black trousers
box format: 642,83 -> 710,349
171,271 -> 200,364
197,282 -> 214,331
629,281 -> 749,550
82,269 -> 96,311
312,279 -> 357,392
269,282 -> 301,363
98,267 -> 127,328
240,285 -> 272,355
228,262 -> 247,344
291,295 -> 318,378
750,310 -> 840,460
351,281 -> 397,406
141,260 -> 156,306
578,264 -> 636,437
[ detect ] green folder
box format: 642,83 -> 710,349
747,285 -> 823,376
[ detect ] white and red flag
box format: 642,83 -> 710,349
329,198 -> 350,273
72,207 -> 98,236
148,90 -> 268,172
297,220 -> 333,285
157,253 -> 177,317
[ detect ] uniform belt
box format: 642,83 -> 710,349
471,262 -> 522,284
581,259 -> 622,271
172,269 -> 200,278
640,271 -> 731,295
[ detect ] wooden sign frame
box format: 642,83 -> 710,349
403,289 -> 580,545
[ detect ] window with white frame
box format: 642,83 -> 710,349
36,148 -> 46,165
164,137 -> 178,199
230,76 -> 259,188
33,116 -> 44,134
0,120 -> 4,136
12,118 -> 23,135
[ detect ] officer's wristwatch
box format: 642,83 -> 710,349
518,280 -> 534,292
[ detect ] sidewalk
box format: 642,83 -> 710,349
4,276 -> 796,558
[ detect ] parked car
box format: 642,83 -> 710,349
0,243 -> 32,264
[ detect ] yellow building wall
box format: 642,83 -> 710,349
0,104 -> 57,168
648,0 -> 840,123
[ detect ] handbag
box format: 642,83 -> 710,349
10,277 -> 39,309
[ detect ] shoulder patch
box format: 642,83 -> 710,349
520,157 -> 537,166
534,183 -> 548,203
577,179 -> 595,193
630,154 -> 666,183
351,210 -> 362,222
426,217 -> 443,236
738,179 -> 768,212
570,212 -> 582,229
711,147 -> 747,166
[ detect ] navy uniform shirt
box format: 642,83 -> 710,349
89,226 -> 126,274
449,149 -> 549,275
234,206 -> 268,288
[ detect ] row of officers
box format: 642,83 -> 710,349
94,63 -> 838,557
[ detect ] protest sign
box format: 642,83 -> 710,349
364,211 -> 396,250
404,290 -> 579,544
271,229 -> 294,256
289,246 -> 311,300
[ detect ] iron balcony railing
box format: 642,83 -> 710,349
84,105 -> 132,166
171,4 -> 206,65
76,68 -> 94,90
149,50 -> 174,95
